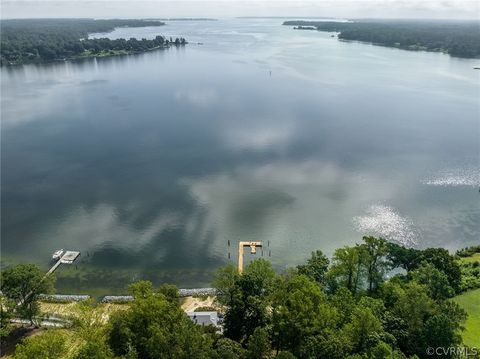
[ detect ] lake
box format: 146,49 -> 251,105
1,18 -> 479,294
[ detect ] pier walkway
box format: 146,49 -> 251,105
18,250 -> 80,306
46,250 -> 80,276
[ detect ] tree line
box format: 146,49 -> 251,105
283,20 -> 480,58
0,19 -> 186,65
1,237 -> 479,358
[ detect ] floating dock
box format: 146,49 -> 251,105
18,250 -> 81,306
60,250 -> 80,264
46,250 -> 80,276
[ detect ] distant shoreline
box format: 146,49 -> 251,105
2,42 -> 187,66
32,42 -> 186,66
0,19 -> 189,66
283,19 -> 480,59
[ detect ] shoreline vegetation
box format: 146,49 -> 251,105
283,19 -> 480,59
152,18 -> 217,21
0,19 -> 187,66
293,25 -> 316,30
1,239 -> 479,358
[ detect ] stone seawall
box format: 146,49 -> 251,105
39,288 -> 217,303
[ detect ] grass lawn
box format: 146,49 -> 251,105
39,301 -> 129,322
453,288 -> 480,347
458,253 -> 480,264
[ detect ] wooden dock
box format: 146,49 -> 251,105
46,250 -> 80,275
18,250 -> 80,306
46,260 -> 63,276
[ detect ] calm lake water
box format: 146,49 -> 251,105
1,19 -> 479,293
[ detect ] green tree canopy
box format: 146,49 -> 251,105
246,327 -> 270,359
415,248 -> 462,293
0,296 -> 15,338
13,329 -> 66,359
296,250 -> 329,284
344,306 -> 384,353
108,281 -> 214,359
409,261 -> 454,300
73,340 -> 113,359
361,236 -> 389,294
1,264 -> 54,324
215,259 -> 276,342
328,245 -> 364,295
214,337 -> 245,359
271,274 -> 338,355
70,300 -> 113,359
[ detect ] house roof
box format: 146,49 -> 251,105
186,311 -> 219,326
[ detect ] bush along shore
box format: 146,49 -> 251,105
1,238 -> 480,358
0,18 -> 187,66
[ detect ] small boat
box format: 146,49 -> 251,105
52,249 -> 65,260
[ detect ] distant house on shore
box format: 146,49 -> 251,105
186,311 -> 223,332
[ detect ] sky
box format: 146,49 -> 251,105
1,0 -> 479,20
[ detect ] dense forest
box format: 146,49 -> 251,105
1,239 -> 479,358
283,20 -> 480,58
0,19 -> 187,65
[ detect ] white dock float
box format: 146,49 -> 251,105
18,250 -> 81,306
60,251 -> 80,264
46,250 -> 81,275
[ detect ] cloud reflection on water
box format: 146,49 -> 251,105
1,19 -> 478,291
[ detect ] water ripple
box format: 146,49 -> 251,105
422,166 -> 480,187
353,204 -> 419,247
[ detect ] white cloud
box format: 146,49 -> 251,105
224,121 -> 294,151
175,88 -> 217,107
2,0 -> 478,19
180,159 -> 406,262
42,203 -> 180,254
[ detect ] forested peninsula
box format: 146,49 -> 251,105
283,20 -> 480,58
0,19 -> 187,66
